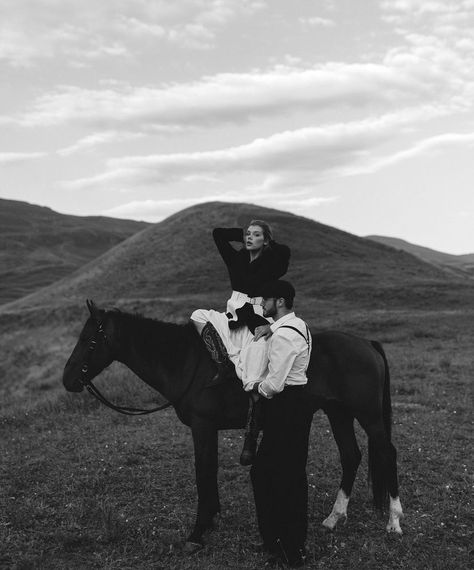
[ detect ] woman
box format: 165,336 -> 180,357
192,220 -> 290,383
191,220 -> 290,463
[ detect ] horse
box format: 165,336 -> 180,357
62,300 -> 403,549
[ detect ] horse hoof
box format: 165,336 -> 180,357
183,541 -> 204,554
322,513 -> 346,530
386,524 -> 403,535
322,518 -> 336,530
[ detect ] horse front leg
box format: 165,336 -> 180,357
186,417 -> 220,549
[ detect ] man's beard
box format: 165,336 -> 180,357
263,305 -> 276,318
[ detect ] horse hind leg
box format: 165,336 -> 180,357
358,415 -> 403,534
383,440 -> 403,535
322,406 -> 361,530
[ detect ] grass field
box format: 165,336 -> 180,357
1,304 -> 472,569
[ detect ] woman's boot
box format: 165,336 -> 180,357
240,394 -> 261,465
201,322 -> 235,384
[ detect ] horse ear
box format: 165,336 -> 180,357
86,299 -> 100,319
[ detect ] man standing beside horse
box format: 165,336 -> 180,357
248,279 -> 313,569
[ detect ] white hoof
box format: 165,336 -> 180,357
386,520 -> 403,535
323,489 -> 349,530
322,512 -> 347,530
183,541 -> 204,554
386,496 -> 403,535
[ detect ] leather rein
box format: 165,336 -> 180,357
79,318 -> 172,416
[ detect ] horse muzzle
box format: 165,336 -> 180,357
62,365 -> 85,393
66,380 -> 85,393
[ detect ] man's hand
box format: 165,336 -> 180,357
253,324 -> 273,342
250,385 -> 260,399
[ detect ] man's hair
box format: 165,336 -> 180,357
260,279 -> 295,309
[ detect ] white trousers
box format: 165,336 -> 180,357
191,291 -> 270,390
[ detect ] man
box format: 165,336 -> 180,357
249,279 -> 313,568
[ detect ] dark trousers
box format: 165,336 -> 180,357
250,386 -> 313,562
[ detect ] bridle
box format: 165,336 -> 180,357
78,317 -> 172,416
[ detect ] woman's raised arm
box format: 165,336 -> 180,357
212,227 -> 244,265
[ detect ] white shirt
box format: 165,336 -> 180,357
258,312 -> 312,399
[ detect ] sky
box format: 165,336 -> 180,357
1,0 -> 474,255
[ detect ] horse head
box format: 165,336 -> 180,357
62,299 -> 117,392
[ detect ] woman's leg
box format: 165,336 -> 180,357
195,323 -> 235,383
190,309 -> 209,336
191,318 -> 206,336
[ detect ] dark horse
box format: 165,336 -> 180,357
62,301 -> 403,548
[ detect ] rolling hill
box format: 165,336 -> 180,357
3,201 -> 472,314
0,198 -> 150,305
1,200 -> 473,413
367,235 -> 474,279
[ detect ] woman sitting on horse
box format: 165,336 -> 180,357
191,220 -> 290,389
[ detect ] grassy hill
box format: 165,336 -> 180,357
3,201 -> 471,315
367,235 -> 474,279
0,198 -> 150,305
1,199 -> 472,409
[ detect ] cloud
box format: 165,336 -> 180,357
382,0 -> 474,17
62,107 -> 444,191
8,0 -> 471,135
299,17 -> 335,27
103,192 -> 338,222
0,7 -> 131,67
57,130 -> 145,156
379,0 -> 474,113
362,131 -> 474,172
105,194 -> 250,221
17,54 -> 461,130
0,151 -> 46,164
381,0 -> 474,38
0,0 -> 266,66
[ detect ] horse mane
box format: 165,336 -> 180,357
107,309 -> 202,369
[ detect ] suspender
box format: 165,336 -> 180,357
279,324 -> 311,353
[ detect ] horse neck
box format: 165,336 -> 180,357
112,312 -> 198,402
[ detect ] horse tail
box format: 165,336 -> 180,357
368,340 -> 393,510
371,339 -> 392,441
